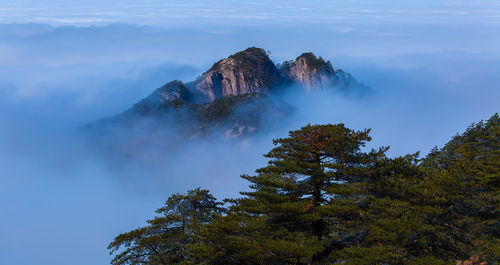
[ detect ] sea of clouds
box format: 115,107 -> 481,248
1,1 -> 499,264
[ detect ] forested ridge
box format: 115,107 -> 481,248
109,114 -> 500,265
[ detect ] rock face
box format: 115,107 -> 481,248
280,52 -> 336,90
95,47 -> 367,132
89,47 -> 368,152
100,47 -> 368,126
194,47 -> 280,101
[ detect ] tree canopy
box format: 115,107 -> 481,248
109,114 -> 499,265
108,188 -> 224,265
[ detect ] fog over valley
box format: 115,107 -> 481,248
1,1 -> 499,264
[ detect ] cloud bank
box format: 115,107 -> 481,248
0,22 -> 499,265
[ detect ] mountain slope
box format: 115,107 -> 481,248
90,47 -> 368,144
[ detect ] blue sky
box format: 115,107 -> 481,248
0,1 -> 499,265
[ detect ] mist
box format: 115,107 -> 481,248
1,1 -> 500,264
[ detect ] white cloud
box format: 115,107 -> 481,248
1,0 -> 499,27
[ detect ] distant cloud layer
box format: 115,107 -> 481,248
1,0 -> 500,28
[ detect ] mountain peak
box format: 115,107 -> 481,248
195,47 -> 280,101
209,47 -> 269,71
92,47 -> 368,141
280,52 -> 336,90
295,52 -> 334,74
134,48 -> 364,108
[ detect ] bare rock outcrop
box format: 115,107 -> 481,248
195,47 -> 280,101
279,52 -> 336,90
89,47 -> 369,150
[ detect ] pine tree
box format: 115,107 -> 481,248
195,124 -> 388,264
422,113 -> 500,264
111,115 -> 500,265
108,188 -> 224,265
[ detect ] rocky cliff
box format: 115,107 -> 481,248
91,47 -> 367,141
279,52 -> 336,90
136,47 -> 364,105
193,47 -> 280,102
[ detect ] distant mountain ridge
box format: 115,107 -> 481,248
90,47 -> 367,147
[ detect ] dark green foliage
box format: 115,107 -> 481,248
108,188 -> 224,265
421,113 -> 500,264
110,114 -> 500,265
423,113 -> 499,171
192,124 -> 390,264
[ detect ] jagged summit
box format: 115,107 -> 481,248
103,47 -> 368,122
292,52 -> 335,74
279,52 -> 336,90
193,47 -> 280,102
92,47 -> 367,140
186,47 -> 364,103
208,47 -> 272,72
113,47 -> 367,117
135,47 -> 352,110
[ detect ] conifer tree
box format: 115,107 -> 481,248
111,116 -> 500,265
108,188 -> 224,265
422,113 -> 500,264
195,124 -> 388,264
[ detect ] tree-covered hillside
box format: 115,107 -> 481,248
109,114 -> 499,265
